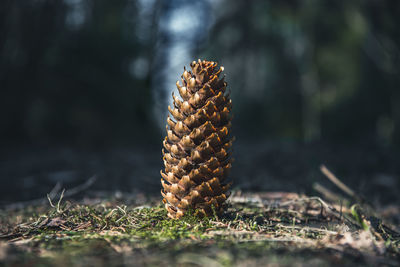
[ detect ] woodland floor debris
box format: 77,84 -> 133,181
0,191 -> 399,266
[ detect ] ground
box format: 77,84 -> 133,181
0,143 -> 399,266
1,190 -> 399,266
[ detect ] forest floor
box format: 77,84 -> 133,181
0,144 -> 399,266
1,187 -> 399,266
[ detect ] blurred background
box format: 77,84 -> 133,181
1,0 -> 399,205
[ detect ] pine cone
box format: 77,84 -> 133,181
161,59 -> 233,219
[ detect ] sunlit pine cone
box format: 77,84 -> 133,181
161,59 -> 233,219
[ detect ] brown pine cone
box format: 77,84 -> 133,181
161,59 -> 233,219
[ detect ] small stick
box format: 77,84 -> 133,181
56,189 -> 65,213
320,165 -> 357,199
280,197 -> 357,226
63,175 -> 97,198
48,182 -> 62,201
313,182 -> 342,203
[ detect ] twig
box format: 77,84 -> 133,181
46,182 -> 64,208
320,165 -> 356,199
56,189 -> 65,213
47,194 -> 55,208
48,182 -> 63,200
313,182 -> 343,203
279,197 -> 358,227
62,175 -> 97,198
275,224 -> 338,235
